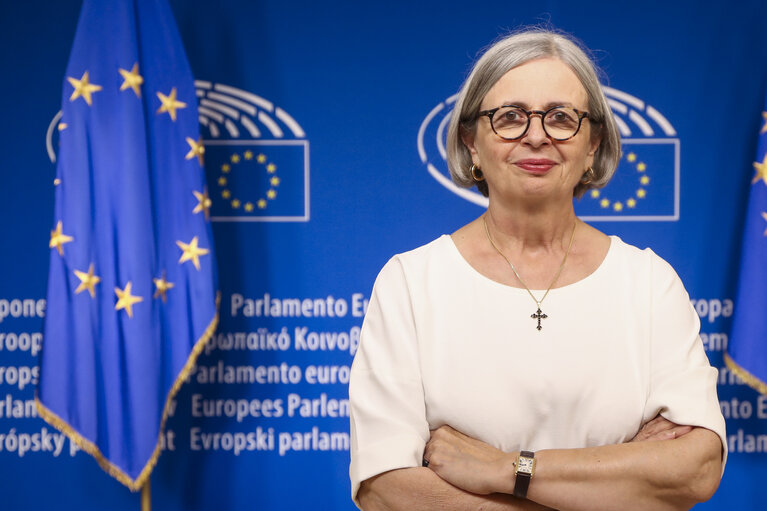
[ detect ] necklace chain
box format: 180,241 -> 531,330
482,215 -> 577,327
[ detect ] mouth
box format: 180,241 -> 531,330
514,158 -> 557,174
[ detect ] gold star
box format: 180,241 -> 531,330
600,198 -> 610,208
221,163 -> 231,173
637,189 -> 647,198
244,150 -> 253,160
74,264 -> 101,298
762,112 -> 767,134
222,189 -> 231,199
218,176 -> 227,186
257,199 -> 267,209
640,176 -> 650,185
244,202 -> 254,212
156,88 -> 187,121
627,152 -> 636,162
185,137 -> 204,165
193,188 -> 212,220
118,63 -> 143,97
257,154 -> 266,163
266,163 -> 276,173
231,154 -> 241,163
231,199 -> 241,209
176,236 -> 209,271
49,221 -> 74,256
58,122 -> 67,131
153,273 -> 175,302
114,281 -> 143,318
67,71 -> 102,106
266,189 -> 277,199
637,162 -> 646,172
627,198 -> 637,208
53,178 -> 61,186
613,202 -> 623,212
753,155 -> 767,185
589,189 -> 599,198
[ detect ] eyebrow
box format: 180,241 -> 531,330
499,101 -> 575,109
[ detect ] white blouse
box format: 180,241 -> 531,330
349,235 -> 726,502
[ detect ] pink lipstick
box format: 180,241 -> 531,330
515,158 -> 556,174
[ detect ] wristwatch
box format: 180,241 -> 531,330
513,450 -> 536,499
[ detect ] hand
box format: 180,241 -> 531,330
630,415 -> 692,442
422,425 -> 513,495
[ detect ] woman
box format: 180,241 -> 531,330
349,28 -> 726,511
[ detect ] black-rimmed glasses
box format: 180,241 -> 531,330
478,105 -> 590,141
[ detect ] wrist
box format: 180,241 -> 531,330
512,450 -> 536,499
498,451 -> 519,494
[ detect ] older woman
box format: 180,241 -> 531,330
349,28 -> 726,511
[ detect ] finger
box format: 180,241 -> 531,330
663,425 -> 693,439
643,416 -> 674,436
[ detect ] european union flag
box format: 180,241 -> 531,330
204,142 -> 309,221
36,0 -> 218,491
727,102 -> 767,396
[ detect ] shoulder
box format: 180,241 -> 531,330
606,237 -> 688,296
381,235 -> 455,275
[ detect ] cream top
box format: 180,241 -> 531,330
349,235 -> 726,503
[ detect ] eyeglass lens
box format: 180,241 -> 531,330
491,106 -> 581,140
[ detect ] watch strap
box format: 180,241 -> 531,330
513,450 -> 535,499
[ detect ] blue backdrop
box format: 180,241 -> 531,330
1,0 -> 766,509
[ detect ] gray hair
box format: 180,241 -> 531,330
446,28 -> 621,198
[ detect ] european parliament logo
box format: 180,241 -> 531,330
417,87 -> 679,221
47,81 -> 310,222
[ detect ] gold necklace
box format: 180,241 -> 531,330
482,215 -> 577,331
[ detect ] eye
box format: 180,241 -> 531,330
545,108 -> 578,126
494,107 -> 527,127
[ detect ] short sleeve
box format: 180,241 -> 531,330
348,257 -> 429,507
642,252 -> 727,470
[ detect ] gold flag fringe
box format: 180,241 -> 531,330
36,291 -> 221,492
724,352 -> 767,396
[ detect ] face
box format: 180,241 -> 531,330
463,57 -> 600,204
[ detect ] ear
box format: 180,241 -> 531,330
460,126 -> 480,164
588,134 -> 601,157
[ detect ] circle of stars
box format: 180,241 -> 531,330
588,151 -> 650,212
57,63 -> 211,318
217,150 -> 281,212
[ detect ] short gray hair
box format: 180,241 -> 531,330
446,28 -> 621,198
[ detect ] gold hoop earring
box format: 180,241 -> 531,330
580,167 -> 595,185
471,164 -> 484,182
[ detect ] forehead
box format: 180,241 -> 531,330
482,57 -> 588,109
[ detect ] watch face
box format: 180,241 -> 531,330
517,456 -> 535,475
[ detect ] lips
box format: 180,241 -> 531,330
515,159 -> 557,174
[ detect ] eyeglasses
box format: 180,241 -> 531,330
477,105 -> 590,141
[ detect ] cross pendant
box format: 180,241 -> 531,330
531,306 -> 547,331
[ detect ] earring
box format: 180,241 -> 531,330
471,164 -> 484,182
580,167 -> 595,185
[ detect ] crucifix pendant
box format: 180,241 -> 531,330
531,305 -> 547,331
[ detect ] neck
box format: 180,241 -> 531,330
484,197 -> 577,253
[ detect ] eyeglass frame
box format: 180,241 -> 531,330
477,104 -> 590,141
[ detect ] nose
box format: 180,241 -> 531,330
522,114 -> 550,147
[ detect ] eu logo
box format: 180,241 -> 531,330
196,81 -> 310,222
205,142 -> 309,221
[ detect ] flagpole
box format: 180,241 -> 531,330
141,481 -> 151,511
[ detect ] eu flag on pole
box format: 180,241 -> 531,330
36,0 -> 218,491
726,102 -> 767,396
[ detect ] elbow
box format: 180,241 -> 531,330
357,479 -> 387,511
686,454 -> 722,503
675,440 -> 723,506
657,430 -> 723,509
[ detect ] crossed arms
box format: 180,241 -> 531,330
357,417 -> 722,511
